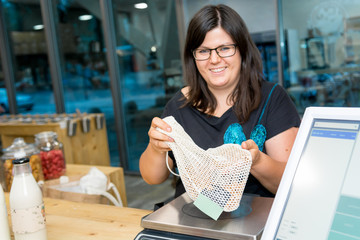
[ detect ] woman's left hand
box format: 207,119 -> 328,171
241,139 -> 260,165
241,127 -> 299,194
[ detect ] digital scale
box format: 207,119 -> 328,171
134,193 -> 274,240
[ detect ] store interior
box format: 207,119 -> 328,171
1,0 -> 360,210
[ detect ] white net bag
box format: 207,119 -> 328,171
158,116 -> 252,214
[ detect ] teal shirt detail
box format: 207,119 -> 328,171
223,84 -> 278,151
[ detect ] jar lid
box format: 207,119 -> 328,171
13,157 -> 30,165
34,131 -> 57,140
1,138 -> 39,160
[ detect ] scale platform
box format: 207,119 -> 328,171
135,193 -> 274,240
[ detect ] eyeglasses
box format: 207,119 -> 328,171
193,44 -> 237,61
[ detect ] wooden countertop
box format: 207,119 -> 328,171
4,193 -> 152,240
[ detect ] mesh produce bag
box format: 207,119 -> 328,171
158,116 -> 252,219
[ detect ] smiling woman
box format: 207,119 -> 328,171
139,4 -> 301,203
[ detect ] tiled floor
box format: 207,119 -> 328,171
124,174 -> 175,210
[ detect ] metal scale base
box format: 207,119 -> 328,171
135,193 -> 274,240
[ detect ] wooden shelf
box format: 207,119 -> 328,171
0,113 -> 110,166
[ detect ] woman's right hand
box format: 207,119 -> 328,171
148,117 -> 174,153
140,117 -> 174,184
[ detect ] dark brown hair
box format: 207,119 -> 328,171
183,4 -> 264,123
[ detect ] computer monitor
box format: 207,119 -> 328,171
262,107 -> 360,240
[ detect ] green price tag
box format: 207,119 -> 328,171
193,193 -> 223,220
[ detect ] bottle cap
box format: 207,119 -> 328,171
12,157 -> 30,165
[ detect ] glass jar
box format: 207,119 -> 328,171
1,138 -> 43,191
35,131 -> 66,180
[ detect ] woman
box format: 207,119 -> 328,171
139,4 -> 300,198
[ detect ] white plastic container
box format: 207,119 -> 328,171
9,157 -> 47,240
0,184 -> 11,240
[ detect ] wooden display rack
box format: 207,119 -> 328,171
0,113 -> 110,166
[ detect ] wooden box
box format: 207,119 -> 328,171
65,164 -> 127,206
42,175 -> 112,205
43,164 -> 127,207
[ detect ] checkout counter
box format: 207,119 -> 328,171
3,168 -> 274,240
4,193 -> 273,240
3,164 -> 274,239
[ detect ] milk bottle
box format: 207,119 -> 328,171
0,184 -> 11,240
10,157 -> 47,240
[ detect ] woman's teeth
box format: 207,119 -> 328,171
211,67 -> 226,73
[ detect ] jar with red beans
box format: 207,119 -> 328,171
35,131 -> 66,180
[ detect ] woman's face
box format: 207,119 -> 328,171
195,27 -> 241,93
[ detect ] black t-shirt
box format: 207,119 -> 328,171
161,81 -> 301,198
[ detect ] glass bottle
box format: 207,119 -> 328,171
0,184 -> 11,240
35,131 -> 66,180
9,157 -> 47,240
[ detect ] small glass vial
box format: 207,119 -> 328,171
35,131 -> 66,180
10,158 -> 47,240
